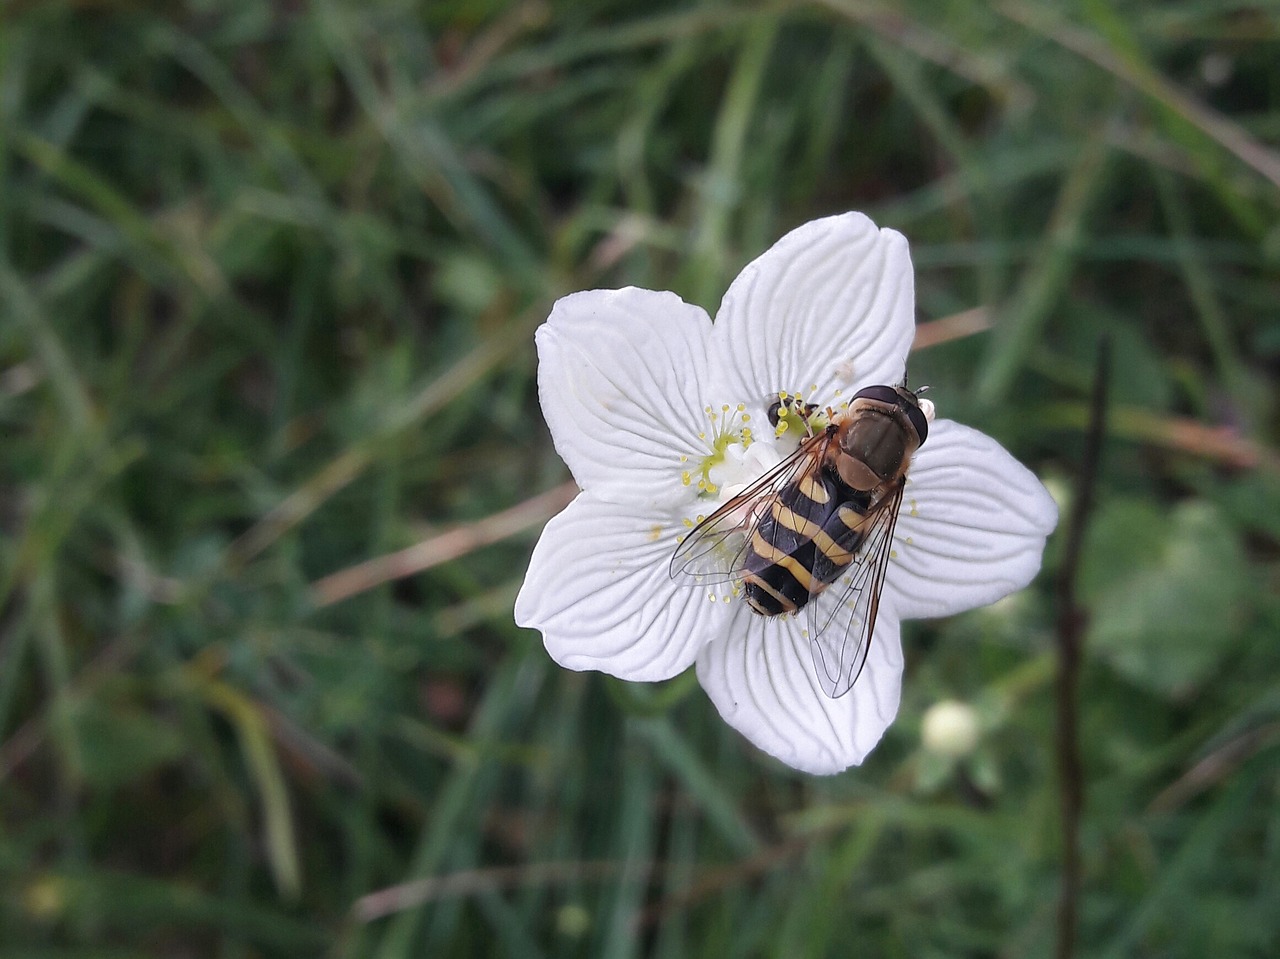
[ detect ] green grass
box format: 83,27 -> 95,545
2,1 -> 1279,956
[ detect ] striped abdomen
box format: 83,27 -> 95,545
741,466 -> 873,616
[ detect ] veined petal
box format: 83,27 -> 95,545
536,288 -> 714,506
515,493 -> 730,682
711,213 -> 915,406
888,419 -> 1058,620
695,606 -> 904,775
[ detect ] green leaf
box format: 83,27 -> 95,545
69,695 -> 184,790
1084,499 -> 1250,695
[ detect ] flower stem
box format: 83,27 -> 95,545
1054,335 -> 1110,959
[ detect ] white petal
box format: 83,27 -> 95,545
710,213 -> 915,406
515,493 -> 730,681
695,606 -> 904,775
888,419 -> 1059,620
536,288 -> 715,506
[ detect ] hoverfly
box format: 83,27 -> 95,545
670,383 -> 930,698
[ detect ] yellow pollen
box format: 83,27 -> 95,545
682,518 -> 693,528
679,454 -> 688,463
681,471 -> 691,486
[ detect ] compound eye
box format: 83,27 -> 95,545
852,384 -> 900,404
904,402 -> 929,444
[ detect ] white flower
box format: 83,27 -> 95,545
515,213 -> 1058,775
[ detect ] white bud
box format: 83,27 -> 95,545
556,903 -> 591,938
1041,474 -> 1071,516
921,699 -> 980,758
1199,53 -> 1232,87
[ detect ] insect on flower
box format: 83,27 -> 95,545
671,384 -> 934,698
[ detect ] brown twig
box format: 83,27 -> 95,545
309,481 -> 578,608
1148,722 -> 1280,814
352,859 -> 630,921
352,825 -> 837,925
1113,410 -> 1279,473
912,307 -> 992,351
1053,337 -> 1110,959
1040,404 -> 1278,473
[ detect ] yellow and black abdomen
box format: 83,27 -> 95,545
741,468 -> 872,616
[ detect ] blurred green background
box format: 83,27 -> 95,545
3,0 -> 1279,956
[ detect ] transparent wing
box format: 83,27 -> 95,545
807,478 -> 905,699
670,433 -> 834,586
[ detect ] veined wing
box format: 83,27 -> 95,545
669,431 -> 835,586
807,477 -> 905,699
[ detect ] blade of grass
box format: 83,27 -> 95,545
1151,166 -> 1254,418
228,325 -> 533,568
17,866 -> 328,950
374,655 -> 545,958
192,673 -> 302,900
977,136 -> 1109,407
633,717 -> 763,858
687,18 -> 776,307
998,2 -> 1280,193
598,725 -> 657,959
1100,765 -> 1264,959
818,0 -> 1032,108
0,261 -> 93,436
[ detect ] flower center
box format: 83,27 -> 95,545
681,404 -> 754,496
678,392 -> 832,504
